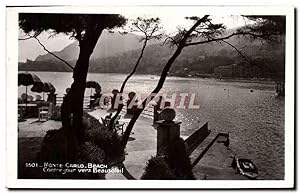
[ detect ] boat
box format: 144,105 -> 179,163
232,156 -> 259,179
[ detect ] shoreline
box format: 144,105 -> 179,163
18,70 -> 277,84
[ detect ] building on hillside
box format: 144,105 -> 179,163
214,64 -> 242,78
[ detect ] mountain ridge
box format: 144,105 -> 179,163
34,30 -> 147,62
19,29 -> 285,78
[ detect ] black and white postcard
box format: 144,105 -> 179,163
6,5 -> 295,189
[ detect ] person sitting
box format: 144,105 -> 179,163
27,95 -> 34,102
127,92 -> 138,115
20,93 -> 27,103
102,113 -> 113,127
35,95 -> 42,102
153,96 -> 169,123
47,91 -> 57,105
101,96 -> 110,109
111,89 -> 123,110
89,88 -> 102,109
34,95 -> 50,108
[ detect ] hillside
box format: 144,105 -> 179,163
34,30 -> 145,62
19,29 -> 285,79
87,34 -> 284,77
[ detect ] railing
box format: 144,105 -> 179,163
56,96 -> 155,119
119,104 -> 154,119
56,96 -> 91,109
56,96 -> 64,106
191,132 -> 229,167
184,122 -> 210,156
140,106 -> 154,119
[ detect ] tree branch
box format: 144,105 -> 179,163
19,35 -> 74,70
108,39 -> 148,130
109,17 -> 164,130
34,37 -> 74,70
184,31 -> 269,47
18,31 -> 41,40
120,15 -> 210,149
220,40 -> 251,65
18,37 -> 33,40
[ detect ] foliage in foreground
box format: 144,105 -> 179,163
141,156 -> 177,180
32,112 -> 124,179
166,138 -> 195,179
141,138 -> 195,180
83,112 -> 125,163
39,112 -> 124,163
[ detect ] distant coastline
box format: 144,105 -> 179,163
18,69 -> 276,85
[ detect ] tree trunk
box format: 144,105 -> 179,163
61,25 -> 103,160
120,46 -> 184,150
120,15 -> 209,150
109,40 -> 148,130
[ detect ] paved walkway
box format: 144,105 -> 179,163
18,118 -> 62,162
191,134 -> 247,180
17,109 -> 246,180
18,118 -> 62,138
88,108 -> 245,180
88,108 -> 158,179
18,119 -> 62,178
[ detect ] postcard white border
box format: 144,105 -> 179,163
6,5 -> 295,189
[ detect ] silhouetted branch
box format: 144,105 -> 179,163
18,31 -> 41,40
19,35 -> 74,70
160,36 -> 178,47
120,15 -> 210,149
109,17 -> 164,130
33,37 -> 74,70
108,39 -> 148,129
220,40 -> 251,65
184,31 -> 277,47
18,37 -> 33,40
120,40 -> 148,93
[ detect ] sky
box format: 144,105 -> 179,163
127,14 -> 249,34
18,14 -> 251,62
